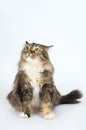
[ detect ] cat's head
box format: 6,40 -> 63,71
21,41 -> 53,62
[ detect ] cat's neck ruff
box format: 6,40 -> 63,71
20,57 -> 43,79
20,57 -> 44,107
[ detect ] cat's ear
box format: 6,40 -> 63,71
25,41 -> 30,45
43,45 -> 53,51
23,41 -> 30,49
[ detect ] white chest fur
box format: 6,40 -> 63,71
21,58 -> 44,106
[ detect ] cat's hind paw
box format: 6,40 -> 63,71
44,113 -> 55,120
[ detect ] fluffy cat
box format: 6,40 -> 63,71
7,41 -> 82,119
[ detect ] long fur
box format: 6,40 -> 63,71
7,91 -> 22,111
7,41 -> 83,119
60,90 -> 82,104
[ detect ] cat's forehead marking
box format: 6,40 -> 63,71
31,43 -> 40,47
26,43 -> 41,50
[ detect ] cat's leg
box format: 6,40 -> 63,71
42,102 -> 55,120
17,84 -> 33,118
7,91 -> 22,112
40,84 -> 55,120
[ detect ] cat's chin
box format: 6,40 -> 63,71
25,57 -> 33,62
25,56 -> 39,63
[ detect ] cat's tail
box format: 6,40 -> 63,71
59,90 -> 82,104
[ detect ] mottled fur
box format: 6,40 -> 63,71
7,41 -> 82,119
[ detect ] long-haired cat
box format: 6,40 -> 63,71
7,41 -> 82,119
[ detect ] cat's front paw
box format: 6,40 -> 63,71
19,112 -> 28,118
44,113 -> 55,120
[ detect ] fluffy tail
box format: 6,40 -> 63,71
60,90 -> 82,104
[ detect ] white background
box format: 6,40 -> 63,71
0,0 -> 86,130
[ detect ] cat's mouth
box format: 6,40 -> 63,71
26,52 -> 35,58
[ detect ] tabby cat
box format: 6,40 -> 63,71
7,41 -> 82,119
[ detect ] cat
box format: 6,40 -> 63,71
7,41 -> 82,119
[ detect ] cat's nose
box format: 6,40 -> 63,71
28,51 -> 31,54
28,51 -> 34,57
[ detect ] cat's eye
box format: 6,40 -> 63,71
22,46 -> 30,53
24,46 -> 30,52
25,46 -> 30,51
34,48 -> 40,53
